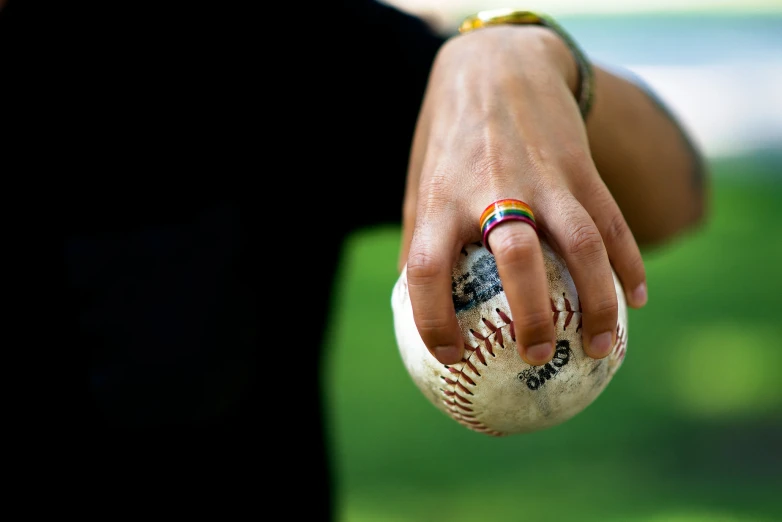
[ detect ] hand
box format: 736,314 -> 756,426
398,25 -> 648,366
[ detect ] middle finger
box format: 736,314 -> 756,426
484,200 -> 557,366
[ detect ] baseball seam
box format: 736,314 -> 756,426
439,295 -> 626,437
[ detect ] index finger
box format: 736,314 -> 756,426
406,216 -> 465,365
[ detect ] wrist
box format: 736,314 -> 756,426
458,9 -> 594,120
536,26 -> 580,99
453,25 -> 579,98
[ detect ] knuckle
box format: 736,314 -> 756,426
418,173 -> 459,221
490,229 -> 538,261
566,222 -> 604,260
585,296 -> 619,320
601,210 -> 646,280
559,144 -> 593,177
412,317 -> 456,352
548,188 -> 580,221
420,173 -> 451,206
405,250 -> 442,285
603,210 -> 631,247
517,310 -> 555,338
627,252 -> 647,279
467,142 -> 512,181
557,146 -> 598,192
414,315 -> 454,337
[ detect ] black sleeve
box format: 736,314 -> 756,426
340,0 -> 446,86
330,0 -> 447,231
2,0 -> 449,235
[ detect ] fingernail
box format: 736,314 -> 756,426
525,342 -> 554,365
434,345 -> 461,365
631,282 -> 648,307
589,331 -> 614,358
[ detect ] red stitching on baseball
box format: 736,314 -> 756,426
438,296 -> 616,437
483,337 -> 496,356
551,295 -> 583,332
469,329 -> 498,357
613,323 -> 628,360
441,375 -> 474,396
461,358 -> 480,375
451,402 -> 474,413
448,366 -> 476,386
469,343 -> 487,365
443,389 -> 473,405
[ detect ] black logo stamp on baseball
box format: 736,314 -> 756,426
517,340 -> 572,390
452,249 -> 502,313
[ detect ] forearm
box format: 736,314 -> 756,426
515,23 -> 707,249
586,65 -> 708,248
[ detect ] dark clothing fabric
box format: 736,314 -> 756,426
3,0 -> 444,518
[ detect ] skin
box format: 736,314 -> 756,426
398,26 -> 707,366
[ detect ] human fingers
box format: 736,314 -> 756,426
398,97 -> 434,273
579,180 -> 648,309
399,164 -> 420,273
543,191 -> 618,359
484,205 -> 557,366
406,202 -> 464,365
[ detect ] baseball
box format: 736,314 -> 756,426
391,240 -> 628,437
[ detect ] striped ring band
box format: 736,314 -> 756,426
479,198 -> 538,254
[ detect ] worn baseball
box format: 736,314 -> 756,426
391,240 -> 628,437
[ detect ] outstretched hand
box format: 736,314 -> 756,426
398,26 -> 648,367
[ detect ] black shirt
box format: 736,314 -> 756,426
3,0 -> 445,518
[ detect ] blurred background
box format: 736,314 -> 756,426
324,1 -> 782,521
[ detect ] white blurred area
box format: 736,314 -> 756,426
386,0 -> 782,26
626,64 -> 782,158
383,0 -> 782,160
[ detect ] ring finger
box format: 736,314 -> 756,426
543,191 -> 619,359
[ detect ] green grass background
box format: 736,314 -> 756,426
323,155 -> 782,522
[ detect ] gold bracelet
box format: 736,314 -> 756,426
459,9 -> 595,120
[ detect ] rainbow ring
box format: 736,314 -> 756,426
479,198 -> 538,254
